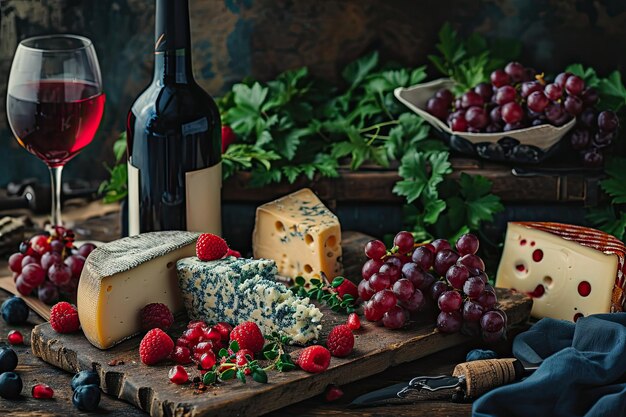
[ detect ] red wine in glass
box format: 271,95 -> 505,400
7,80 -> 105,167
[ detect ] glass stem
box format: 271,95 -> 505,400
49,166 -> 63,226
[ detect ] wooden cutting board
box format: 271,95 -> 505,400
25,232 -> 531,417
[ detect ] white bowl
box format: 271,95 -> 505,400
394,79 -> 576,163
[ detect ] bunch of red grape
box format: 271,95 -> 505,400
359,231 -> 506,342
7,227 -> 96,304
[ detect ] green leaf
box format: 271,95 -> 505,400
587,206 -> 626,241
295,276 -> 306,286
229,340 -> 240,353
465,194 -> 504,230
113,133 -> 127,162
237,369 -> 247,384
600,157 -> 626,204
342,51 -> 379,88
310,278 -> 321,286
203,371 -> 217,385
423,198 -> 446,225
252,369 -> 268,383
565,64 -> 600,88
435,22 -> 465,65
220,368 -> 236,381
218,348 -> 229,358
233,82 -> 268,111
598,71 -> 626,111
331,277 -> 345,288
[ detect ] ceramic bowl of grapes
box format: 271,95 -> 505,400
394,62 -> 619,166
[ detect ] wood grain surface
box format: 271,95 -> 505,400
31,288 -> 531,417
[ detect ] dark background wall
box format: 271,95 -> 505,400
1,0 -> 626,187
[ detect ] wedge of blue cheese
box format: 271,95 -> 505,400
177,256 -> 322,344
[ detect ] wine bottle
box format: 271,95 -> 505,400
126,0 -> 221,236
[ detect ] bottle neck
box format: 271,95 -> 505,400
153,0 -> 194,84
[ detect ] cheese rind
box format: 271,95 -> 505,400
496,222 -> 625,321
176,256 -> 323,344
77,231 -> 199,349
252,188 -> 342,281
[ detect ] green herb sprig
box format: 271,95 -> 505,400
291,276 -> 357,314
202,340 -> 268,385
261,332 -> 297,372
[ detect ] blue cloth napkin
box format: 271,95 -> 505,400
473,313 -> 626,417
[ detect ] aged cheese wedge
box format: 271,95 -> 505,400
77,231 -> 199,349
252,188 -> 342,281
177,256 -> 322,344
496,222 -> 626,321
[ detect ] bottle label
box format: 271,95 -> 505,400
185,162 -> 222,235
128,161 -> 141,236
181,117 -> 208,136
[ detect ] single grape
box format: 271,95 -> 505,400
491,308 -> 508,327
365,240 -> 387,260
473,271 -> 489,284
463,276 -> 486,298
393,231 -> 415,255
8,253 -> 24,274
461,91 -> 484,108
65,255 -> 85,279
527,91 -> 549,113
545,102 -> 564,124
465,106 -> 489,129
438,290 -> 463,312
474,83 -> 493,100
564,96 -> 583,116
490,69 -> 511,87
41,251 -> 63,271
48,263 -> 72,286
581,87 -> 599,106
485,123 -> 503,133
554,112 -> 572,127
379,263 -> 400,284
446,265 -> 470,290
358,279 -> 375,301
401,262 -> 425,289
544,83 -> 563,101
434,250 -> 460,277
449,116 -> 469,132
411,246 -> 435,270
554,72 -> 572,88
426,97 -> 449,120
401,289 -> 425,312
15,275 -> 34,296
362,259 -> 384,280
419,272 -> 436,291
598,110 -> 619,132
462,300 -> 484,322
50,240 -> 65,254
501,102 -> 523,124
520,81 -> 543,98
503,122 -> 524,131
431,239 -> 451,253
382,305 -> 408,329
495,85 -> 516,105
480,310 -> 505,332
489,106 -> 502,123
430,280 -> 448,301
524,67 -> 537,82
482,327 -> 505,343
392,278 -> 415,302
580,107 -> 597,128
369,273 -> 391,292
594,131 -> 615,148
437,311 -> 463,333
477,290 -> 497,309
363,301 -> 384,322
21,255 -> 39,268
565,75 -> 585,96
455,233 -> 479,256
38,281 -> 60,305
504,62 -> 525,82
569,129 -> 591,151
582,150 -> 604,168
21,264 -> 45,287
372,290 -> 397,314
457,254 -> 485,274
484,283 -> 496,294
435,88 -> 454,106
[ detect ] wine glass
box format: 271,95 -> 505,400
7,35 -> 105,226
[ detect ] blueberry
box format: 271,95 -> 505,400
0,348 -> 18,373
0,372 -> 22,399
72,384 -> 101,411
1,297 -> 29,325
71,370 -> 100,391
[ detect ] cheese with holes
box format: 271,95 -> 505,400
496,222 -> 626,321
177,256 -> 322,344
252,188 -> 342,281
77,231 -> 199,349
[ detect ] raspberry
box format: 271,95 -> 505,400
139,328 -> 174,365
224,248 -> 242,258
297,345 -> 331,373
326,325 -> 354,358
230,322 -> 264,354
196,233 -> 228,261
213,322 -> 233,340
171,346 -> 192,364
347,313 -> 361,330
140,303 -> 174,331
221,125 -> 237,153
50,302 -> 80,333
236,349 -> 253,375
325,384 -> 344,402
335,279 -> 358,300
